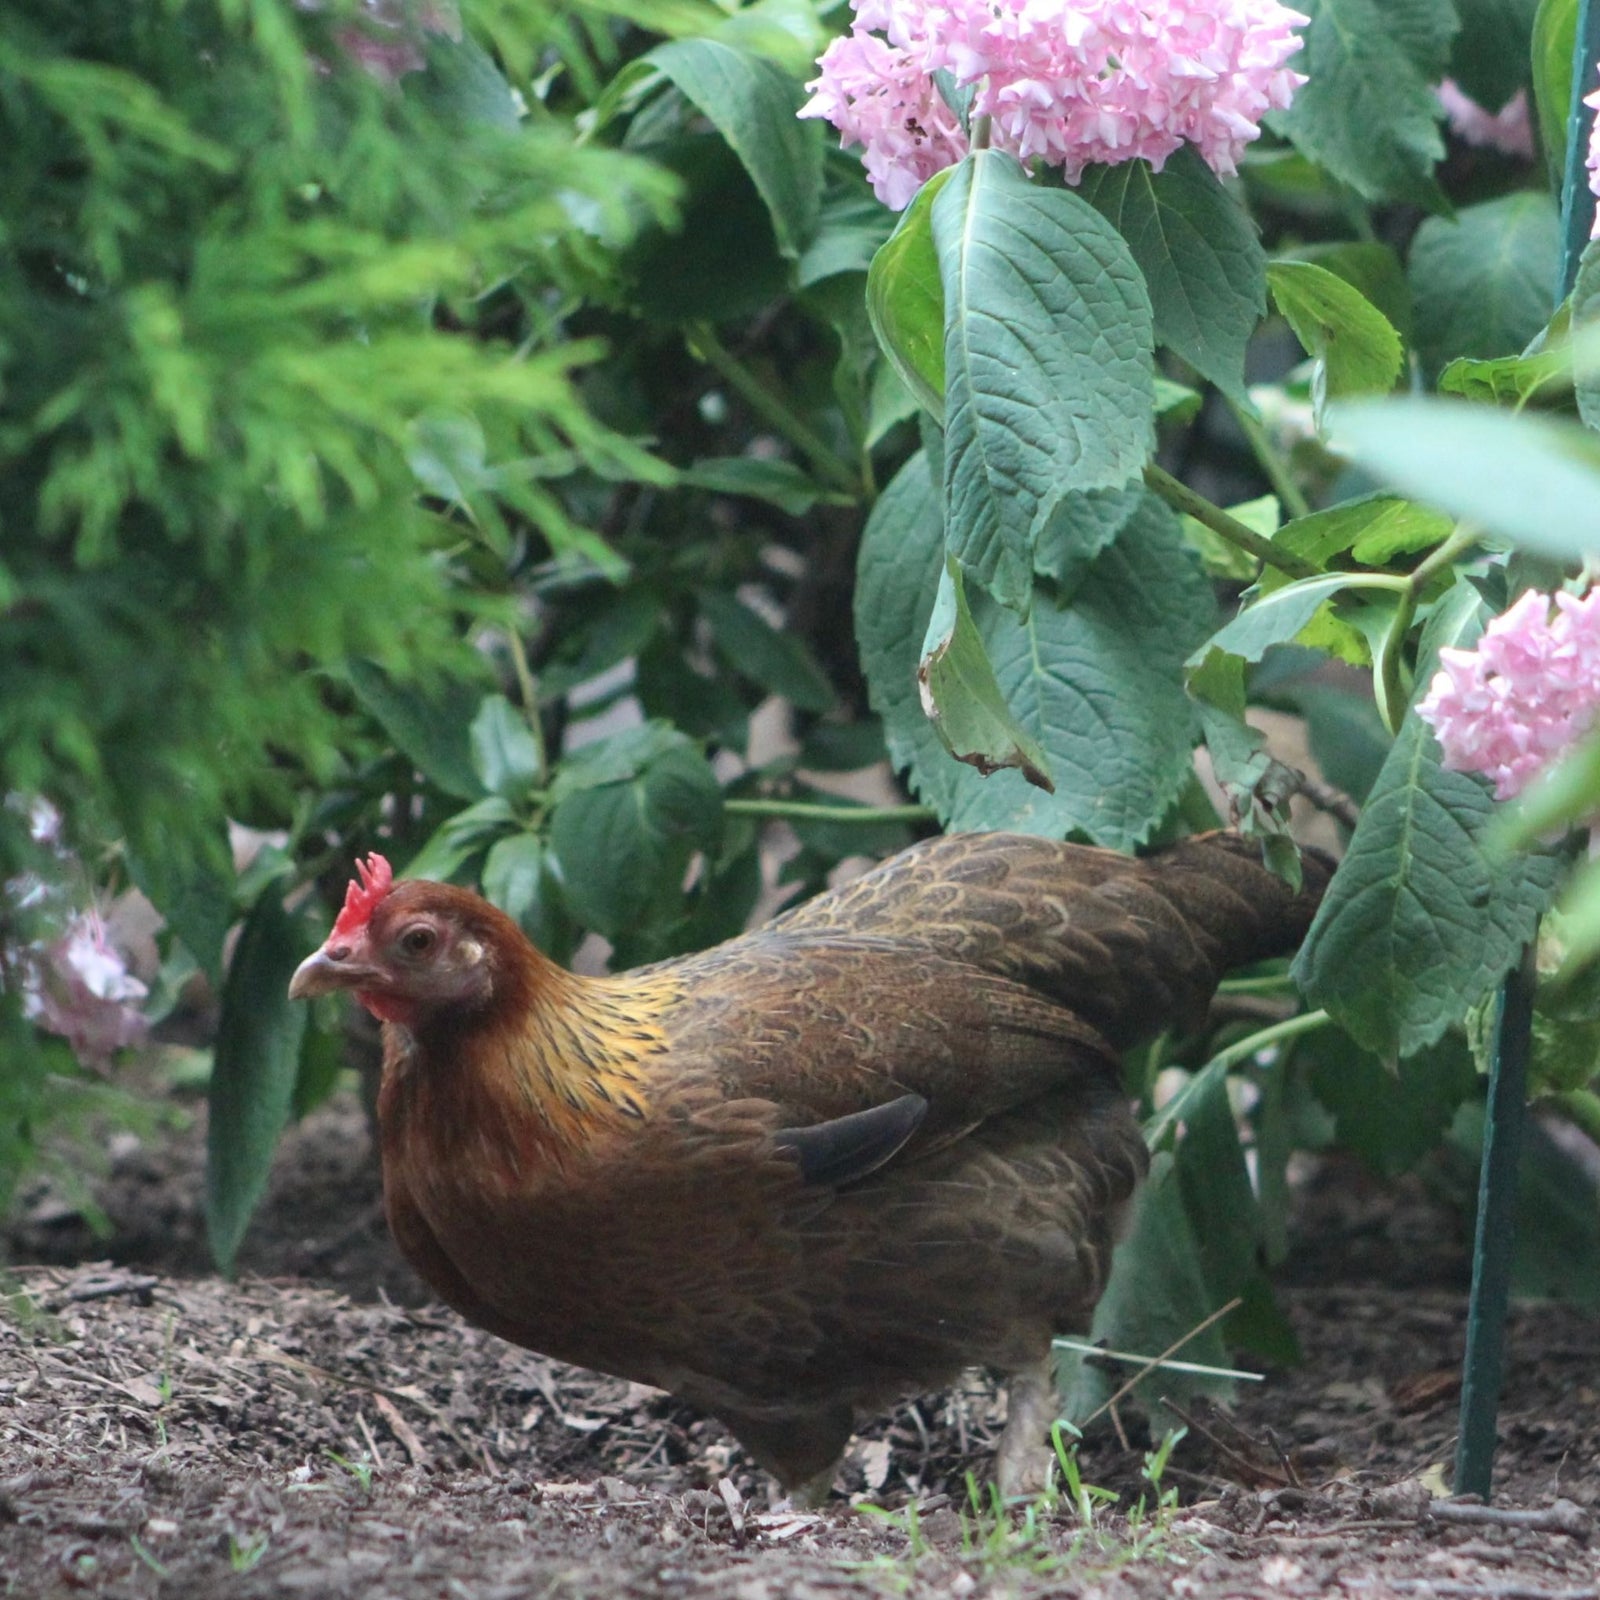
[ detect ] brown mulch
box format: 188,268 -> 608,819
2,1092 -> 1599,1599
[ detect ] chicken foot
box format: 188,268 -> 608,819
995,1356 -> 1062,1500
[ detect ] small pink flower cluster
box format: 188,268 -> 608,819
800,0 -> 1308,209
4,798 -> 149,1070
24,913 -> 150,1069
1416,588 -> 1600,801
297,0 -> 461,84
1436,81 -> 1533,160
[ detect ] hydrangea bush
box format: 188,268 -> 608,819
6,0 -> 1600,1344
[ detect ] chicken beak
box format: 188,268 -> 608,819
288,945 -> 377,1001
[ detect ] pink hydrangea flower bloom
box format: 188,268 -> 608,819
797,27 -> 967,210
22,911 -> 149,1070
5,796 -> 150,1070
1416,588 -> 1600,801
801,0 -> 1309,208
297,0 -> 461,83
1436,81 -> 1533,160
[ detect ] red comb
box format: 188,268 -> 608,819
330,853 -> 394,941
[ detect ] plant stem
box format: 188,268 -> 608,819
1208,1007 -> 1332,1074
505,628 -> 548,783
686,325 -> 864,497
1224,395 -> 1312,520
1552,1086 -> 1600,1145
1143,463 -> 1320,579
724,798 -> 934,824
1375,586 -> 1416,737
1409,524 -> 1481,594
1368,528 -> 1478,735
1293,771 -> 1363,830
1216,973 -> 1297,996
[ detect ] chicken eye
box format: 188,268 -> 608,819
399,925 -> 437,957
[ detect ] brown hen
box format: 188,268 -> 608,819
288,830 -> 1328,1500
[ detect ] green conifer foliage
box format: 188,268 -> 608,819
0,0 -> 670,1200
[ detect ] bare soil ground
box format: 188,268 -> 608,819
3,1092 -> 1598,1600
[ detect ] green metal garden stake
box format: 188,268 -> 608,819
1452,0 -> 1600,1499
1557,0 -> 1600,305
1452,947 -> 1535,1499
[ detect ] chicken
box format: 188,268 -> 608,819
288,830 -> 1329,1500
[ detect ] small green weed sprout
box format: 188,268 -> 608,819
229,1532 -> 270,1573
325,1451 -> 375,1492
128,1535 -> 170,1578
1124,1425 -> 1187,1557
959,1472 -> 1062,1575
1052,1421 -> 1116,1530
853,1422 -> 1198,1583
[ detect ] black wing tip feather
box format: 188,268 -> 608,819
774,1094 -> 929,1189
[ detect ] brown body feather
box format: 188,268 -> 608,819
315,831 -> 1328,1489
